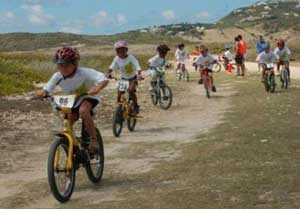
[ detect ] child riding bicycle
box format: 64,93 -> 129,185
256,42 -> 278,82
194,46 -> 217,92
175,43 -> 189,76
106,40 -> 143,115
36,46 -> 109,153
148,44 -> 170,91
274,38 -> 291,80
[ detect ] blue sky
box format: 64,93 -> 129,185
0,0 -> 258,35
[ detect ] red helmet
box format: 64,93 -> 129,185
54,47 -> 80,64
277,38 -> 285,47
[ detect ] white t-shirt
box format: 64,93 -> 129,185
109,54 -> 142,79
194,54 -> 216,70
43,67 -> 107,105
274,46 -> 291,61
148,55 -> 168,68
224,50 -> 233,61
256,51 -> 278,64
175,49 -> 188,63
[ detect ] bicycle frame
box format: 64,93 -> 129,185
54,109 -> 79,171
118,92 -> 130,120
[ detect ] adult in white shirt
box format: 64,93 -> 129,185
107,40 -> 143,114
36,47 -> 109,152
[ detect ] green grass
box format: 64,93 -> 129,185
96,73 -> 300,209
0,52 -> 165,95
159,74 -> 300,209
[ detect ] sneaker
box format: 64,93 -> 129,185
198,79 -> 203,84
212,86 -> 217,92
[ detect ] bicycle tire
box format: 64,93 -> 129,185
183,70 -> 189,82
151,89 -> 158,106
127,117 -> 137,132
85,128 -> 104,183
269,73 -> 276,93
112,105 -> 123,137
159,85 -> 173,110
48,137 -> 75,203
212,62 -> 222,73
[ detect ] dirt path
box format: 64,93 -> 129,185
0,66 -> 235,208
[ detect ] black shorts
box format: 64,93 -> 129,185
72,98 -> 99,114
235,54 -> 244,65
279,60 -> 289,66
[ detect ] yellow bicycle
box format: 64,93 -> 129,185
44,94 -> 104,202
112,78 -> 138,137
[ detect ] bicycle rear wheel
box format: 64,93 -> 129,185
48,137 -> 75,203
159,85 -> 173,109
112,105 -> 123,137
212,62 -> 222,72
85,128 -> 104,183
127,116 -> 137,132
183,70 -> 189,82
281,68 -> 289,89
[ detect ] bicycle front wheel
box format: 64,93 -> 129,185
86,128 -> 104,183
269,73 -> 276,93
48,137 -> 75,203
151,89 -> 158,106
112,105 -> 123,137
159,85 -> 173,110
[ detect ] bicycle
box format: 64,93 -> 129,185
43,94 -> 104,202
202,68 -> 213,98
263,63 -> 276,93
175,61 -> 189,82
112,78 -> 138,137
279,62 -> 289,89
150,66 -> 173,110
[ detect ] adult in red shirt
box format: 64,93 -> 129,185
235,35 -> 247,76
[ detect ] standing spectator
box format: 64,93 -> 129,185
234,36 -> 243,76
236,35 -> 247,76
256,35 -> 266,71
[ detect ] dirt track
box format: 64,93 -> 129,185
0,65 -> 236,209
1,58 -> 300,208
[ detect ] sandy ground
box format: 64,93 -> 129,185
0,58 -> 236,209
0,58 -> 298,208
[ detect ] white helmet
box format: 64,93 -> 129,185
114,40 -> 128,50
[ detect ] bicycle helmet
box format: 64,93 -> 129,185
157,44 -> 170,53
178,43 -> 185,48
54,47 -> 80,64
264,41 -> 271,50
277,38 -> 285,47
114,40 -> 128,50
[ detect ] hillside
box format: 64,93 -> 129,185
217,0 -> 300,33
1,0 -> 300,52
0,31 -> 185,52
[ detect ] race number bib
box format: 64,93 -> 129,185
117,80 -> 129,91
266,63 -> 274,68
53,95 -> 76,108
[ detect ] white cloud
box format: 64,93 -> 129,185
162,10 -> 176,21
59,26 -> 82,34
0,11 -> 16,25
195,11 -> 210,19
22,3 -> 55,26
116,14 -> 128,26
92,11 -> 128,27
